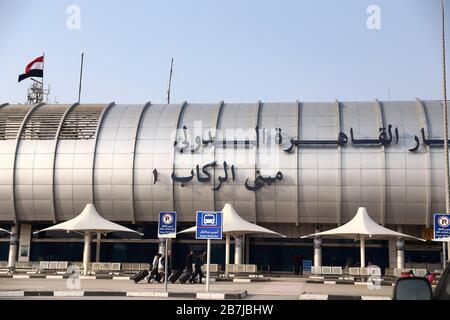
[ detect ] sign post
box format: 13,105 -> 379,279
195,211 -> 223,292
206,239 -> 211,292
158,211 -> 177,293
433,213 -> 450,269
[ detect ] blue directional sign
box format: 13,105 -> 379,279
158,211 -> 177,238
434,213 -> 450,239
303,260 -> 312,273
196,211 -> 223,240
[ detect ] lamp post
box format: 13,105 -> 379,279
441,0 -> 450,265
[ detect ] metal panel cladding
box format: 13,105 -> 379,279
1,100 -> 449,226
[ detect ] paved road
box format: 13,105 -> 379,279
0,277 -> 393,300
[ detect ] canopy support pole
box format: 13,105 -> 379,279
234,236 -> 242,265
7,224 -> 19,269
396,241 -> 405,269
95,233 -> 101,262
83,232 -> 92,275
225,234 -> 230,276
360,235 -> 366,268
444,242 -> 447,270
396,226 -> 405,269
313,237 -> 322,268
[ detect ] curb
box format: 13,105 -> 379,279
3,274 -> 226,281
3,274 -> 265,283
306,279 -> 395,286
215,278 -> 270,283
299,293 -> 391,300
0,290 -> 247,300
1,274 -> 131,280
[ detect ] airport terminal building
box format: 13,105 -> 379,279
0,100 -> 446,271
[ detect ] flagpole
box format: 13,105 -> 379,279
78,52 -> 84,103
41,52 -> 45,103
441,0 -> 450,266
167,58 -> 173,104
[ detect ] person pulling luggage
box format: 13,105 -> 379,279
190,252 -> 206,284
156,253 -> 165,283
147,253 -> 162,283
179,250 -> 194,284
167,250 -> 182,283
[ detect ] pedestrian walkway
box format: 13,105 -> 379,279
0,277 -> 393,299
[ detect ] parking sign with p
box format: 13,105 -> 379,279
434,213 -> 450,240
158,211 -> 177,238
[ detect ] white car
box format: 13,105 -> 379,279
393,264 -> 450,300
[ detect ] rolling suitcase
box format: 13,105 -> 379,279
179,269 -> 192,284
131,269 -> 149,283
154,272 -> 162,283
168,270 -> 182,283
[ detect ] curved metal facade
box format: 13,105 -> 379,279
0,100 -> 447,227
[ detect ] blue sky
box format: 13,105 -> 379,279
0,0 -> 446,104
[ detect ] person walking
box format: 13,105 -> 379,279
177,250 -> 195,284
293,254 -> 300,275
168,249 -> 184,283
298,253 -> 304,275
185,250 -> 194,273
190,252 -> 206,284
147,253 -> 162,283
293,253 -> 304,275
156,253 -> 165,283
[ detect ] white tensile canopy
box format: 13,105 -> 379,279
178,203 -> 284,272
301,207 -> 424,267
0,228 -> 12,234
34,203 -> 142,275
178,203 -> 284,238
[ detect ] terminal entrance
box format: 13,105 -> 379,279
0,223 -> 443,273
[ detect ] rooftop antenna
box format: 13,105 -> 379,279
167,57 -> 174,104
27,79 -> 49,104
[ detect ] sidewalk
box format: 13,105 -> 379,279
0,277 -> 393,299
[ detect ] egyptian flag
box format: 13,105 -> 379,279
18,56 -> 44,82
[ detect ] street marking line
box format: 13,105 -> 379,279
196,292 -> 225,300
299,294 -> 328,300
0,291 -> 24,297
361,295 -> 391,300
126,291 -> 169,297
327,295 -> 361,300
53,291 -> 84,297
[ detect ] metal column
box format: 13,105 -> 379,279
7,224 -> 19,268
